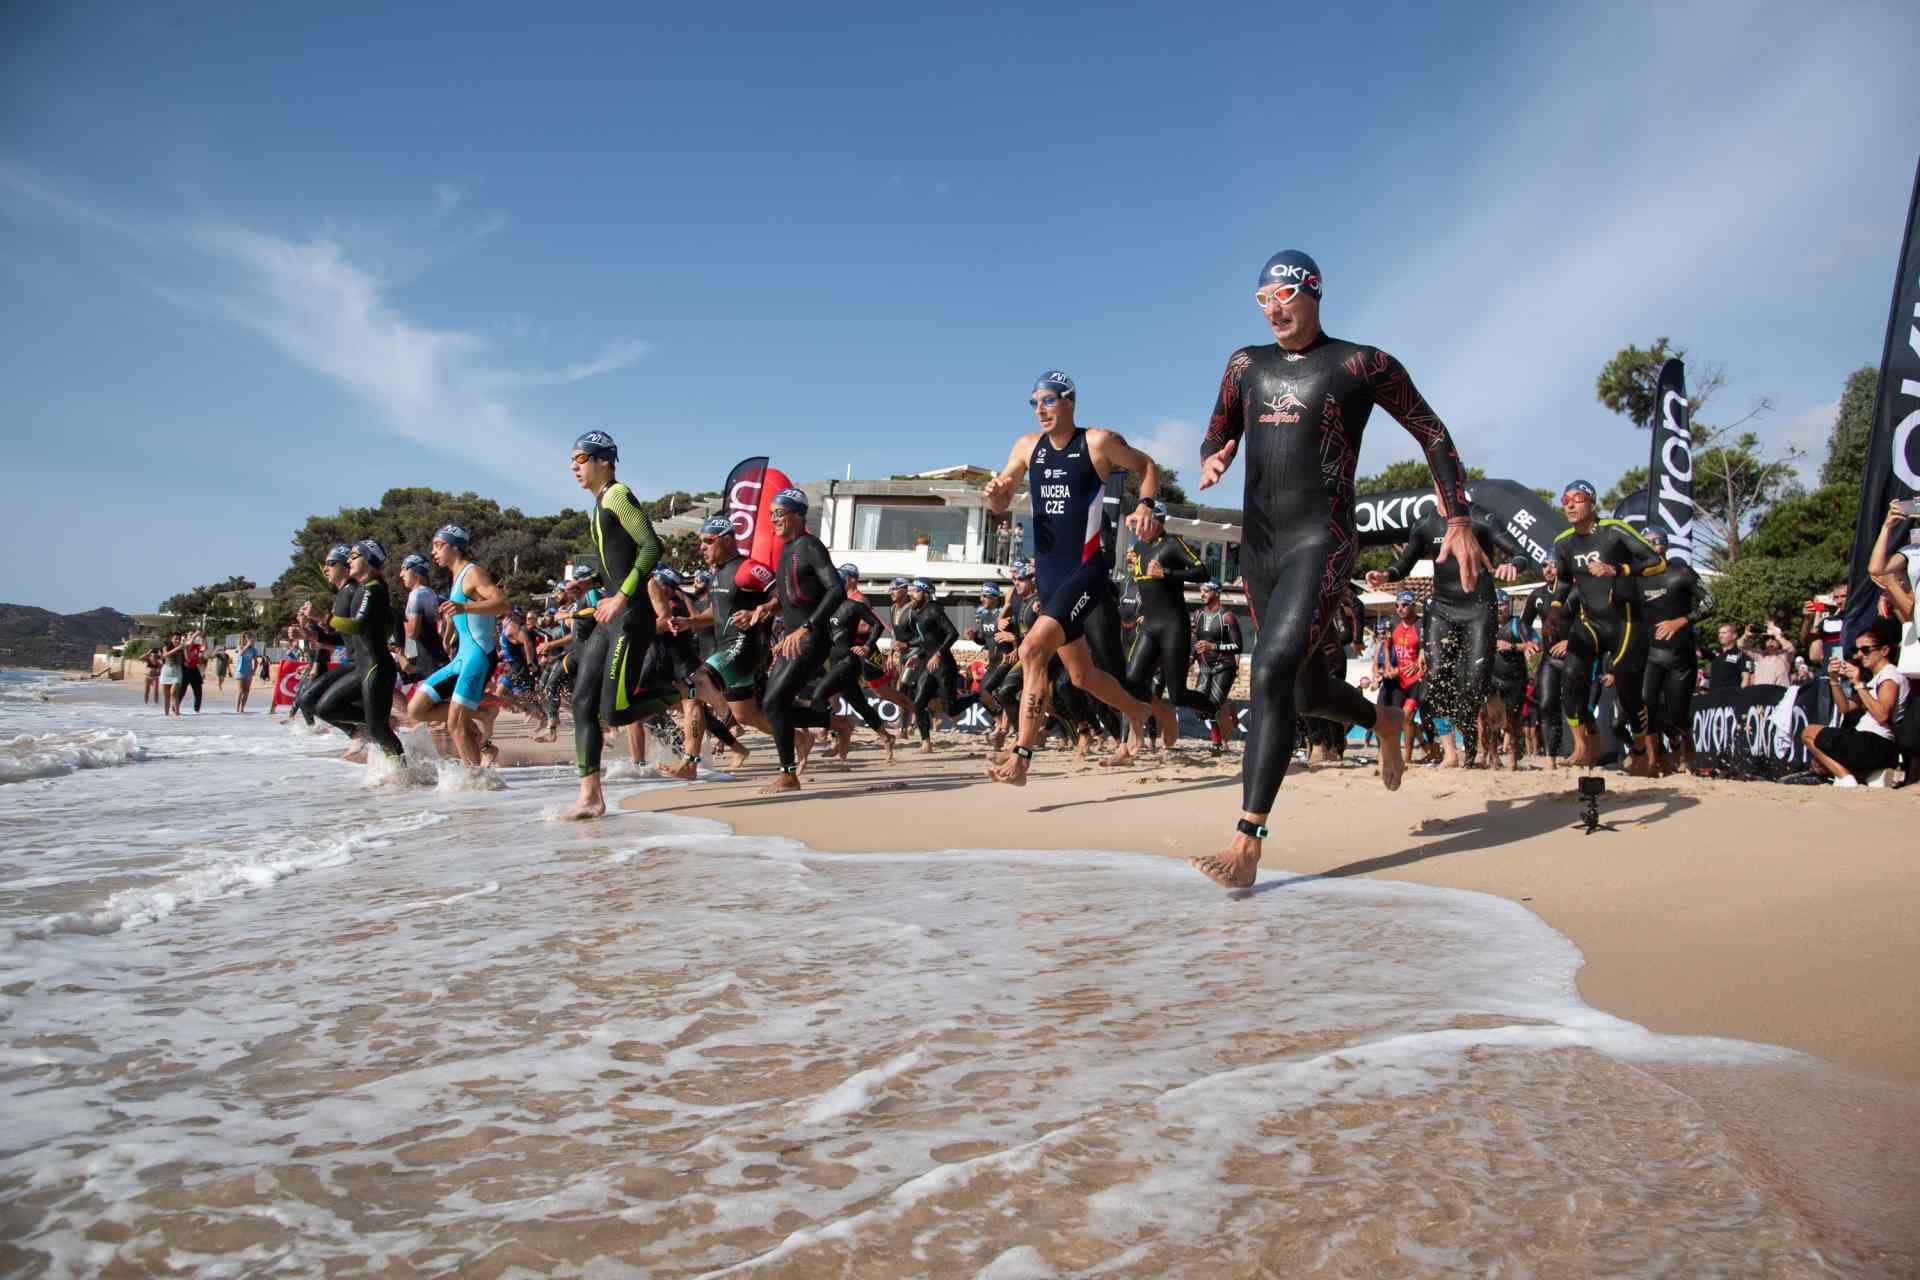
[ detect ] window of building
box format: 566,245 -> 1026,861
853,504 -> 971,556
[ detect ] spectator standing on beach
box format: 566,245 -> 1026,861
234,632 -> 260,713
179,631 -> 206,713
212,645 -> 231,692
1866,500 -> 1919,784
142,644 -> 163,704
1750,627 -> 1794,687
1706,624 -> 1753,690
1802,618 -> 1909,787
1798,581 -> 1850,664
157,632 -> 183,716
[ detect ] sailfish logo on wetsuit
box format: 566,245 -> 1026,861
1259,385 -> 1307,426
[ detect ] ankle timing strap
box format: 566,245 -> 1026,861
1014,745 -> 1033,760
1236,818 -> 1268,840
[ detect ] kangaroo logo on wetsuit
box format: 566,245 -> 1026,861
1028,427 -> 1108,642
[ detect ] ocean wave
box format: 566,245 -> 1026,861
0,729 -> 143,784
15,810 -> 451,938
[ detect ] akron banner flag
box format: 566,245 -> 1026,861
1647,358 -> 1695,563
1845,156 -> 1920,643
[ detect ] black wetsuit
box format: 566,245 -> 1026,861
1122,534 -> 1215,728
1638,559 -> 1714,750
1201,336 -> 1470,811
764,532 -> 844,772
1190,605 -> 1244,721
817,595 -> 892,737
1385,512 -> 1519,762
1520,588 -> 1565,757
905,597 -> 961,741
991,590 -> 1041,708
1547,518 -> 1666,746
297,583 -> 360,729
572,482 -> 664,777
323,576 -> 405,758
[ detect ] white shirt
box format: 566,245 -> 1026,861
1858,666 -> 1910,742
1899,545 -> 1920,676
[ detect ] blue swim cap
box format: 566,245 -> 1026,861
654,567 -> 682,587
353,538 -> 387,567
572,430 -> 618,463
1256,250 -> 1323,298
911,578 -> 933,593
838,563 -> 860,579
434,522 -> 470,548
889,576 -> 911,590
401,552 -> 431,574
1563,479 -> 1597,501
1202,579 -> 1221,593
324,543 -> 353,566
979,583 -> 1003,598
1014,560 -> 1035,580
1034,370 -> 1076,398
771,487 -> 809,514
1396,590 -> 1416,604
693,568 -> 713,585
700,514 -> 736,537
571,563 -> 599,581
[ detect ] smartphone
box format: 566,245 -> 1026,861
1898,497 -> 1920,518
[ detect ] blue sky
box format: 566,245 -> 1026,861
3,1 -> 1916,614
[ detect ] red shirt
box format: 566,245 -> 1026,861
1389,621 -> 1422,681
184,643 -> 204,670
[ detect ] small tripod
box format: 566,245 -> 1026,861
1577,775 -> 1615,835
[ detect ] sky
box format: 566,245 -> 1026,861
2,0 -> 1916,614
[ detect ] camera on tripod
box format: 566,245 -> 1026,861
1577,775 -> 1607,834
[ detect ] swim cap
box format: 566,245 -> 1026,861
1562,479 -> 1597,501
401,553 -> 431,575
889,576 -> 911,591
1201,580 -> 1221,593
911,578 -> 933,593
1034,370 -> 1076,398
736,559 -> 776,592
324,543 -> 353,566
571,564 -> 599,581
1256,250 -> 1323,298
354,538 -> 387,566
771,487 -> 809,513
1015,561 -> 1036,580
572,430 -> 618,463
1642,527 -> 1667,549
838,563 -> 860,579
979,583 -> 1002,598
1396,590 -> 1415,604
433,522 -> 470,548
693,568 -> 713,586
700,515 -> 736,537
654,567 -> 682,587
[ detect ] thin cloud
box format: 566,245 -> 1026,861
480,336 -> 652,390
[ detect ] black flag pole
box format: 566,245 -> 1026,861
1843,156 -> 1920,644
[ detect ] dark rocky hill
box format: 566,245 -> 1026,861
0,604 -> 137,670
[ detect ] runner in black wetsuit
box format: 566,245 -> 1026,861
818,565 -> 897,762
757,488 -> 844,793
1545,479 -> 1666,774
672,516 -> 772,774
565,430 -> 668,818
294,544 -> 358,734
1488,594 -> 1530,768
1520,566 -> 1566,763
981,371 -> 1163,785
1369,509 -> 1524,767
1190,250 -> 1487,888
1124,523 -> 1216,738
982,563 -> 1038,748
1635,528 -> 1714,773
1190,582 -> 1243,753
969,584 -> 1010,709
321,539 -> 405,761
903,578 -> 961,752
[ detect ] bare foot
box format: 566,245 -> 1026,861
918,740 -> 934,755
881,733 -> 896,765
1624,745 -> 1658,778
1099,742 -> 1136,769
342,744 -> 368,764
730,746 -> 752,770
656,759 -> 697,781
566,793 -> 606,820
987,753 -> 1030,787
1375,706 -> 1405,791
1190,832 -> 1260,888
758,771 -> 801,796
795,729 -> 815,775
480,741 -> 499,768
1570,724 -> 1603,767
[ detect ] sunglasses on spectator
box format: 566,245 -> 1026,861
1028,394 -> 1062,409
1852,643 -> 1884,656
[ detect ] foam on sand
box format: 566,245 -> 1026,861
0,729 -> 142,784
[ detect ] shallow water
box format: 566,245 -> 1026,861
0,670 -> 1895,1276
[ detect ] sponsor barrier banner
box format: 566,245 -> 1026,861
269,659 -> 305,710
1689,682 -> 1834,780
1845,156 -> 1920,645
1352,478 -> 1568,568
1647,358 -> 1696,562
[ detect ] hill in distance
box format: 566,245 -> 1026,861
0,604 -> 137,671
